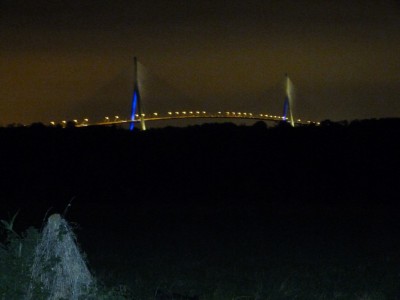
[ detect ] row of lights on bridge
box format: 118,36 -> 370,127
161,111 -> 318,124
164,111 -> 280,118
105,116 -> 119,121
168,111 -> 206,115
49,119 -> 90,126
50,112 -> 319,126
164,111 -> 285,119
163,111 -> 285,118
50,116 -> 121,126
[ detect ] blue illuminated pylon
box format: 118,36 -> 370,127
129,84 -> 140,131
282,96 -> 289,121
129,57 -> 146,131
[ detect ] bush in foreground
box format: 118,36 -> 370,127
0,212 -> 132,300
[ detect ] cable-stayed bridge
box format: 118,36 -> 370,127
58,57 -> 319,129
81,111 -> 318,128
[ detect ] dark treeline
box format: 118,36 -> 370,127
0,119 -> 399,229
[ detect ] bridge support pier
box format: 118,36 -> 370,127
140,116 -> 146,131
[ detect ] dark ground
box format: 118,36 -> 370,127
1,119 -> 400,299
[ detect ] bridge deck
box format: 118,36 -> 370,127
76,113 -> 318,127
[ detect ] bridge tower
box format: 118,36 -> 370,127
129,57 -> 146,131
283,73 -> 295,127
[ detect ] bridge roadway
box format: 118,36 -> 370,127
76,112 -> 319,127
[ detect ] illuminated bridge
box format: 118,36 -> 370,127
75,111 -> 319,128
58,57 -> 319,129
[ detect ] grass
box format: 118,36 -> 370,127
88,247 -> 399,299
2,208 -> 400,299
78,209 -> 400,300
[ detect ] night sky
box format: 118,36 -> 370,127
1,1 -> 399,125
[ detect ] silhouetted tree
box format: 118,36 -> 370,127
66,121 -> 76,129
252,121 -> 268,130
29,122 -> 46,129
275,121 -> 292,128
319,119 -> 346,128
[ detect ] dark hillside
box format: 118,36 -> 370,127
0,119 -> 399,221
1,119 -> 400,298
